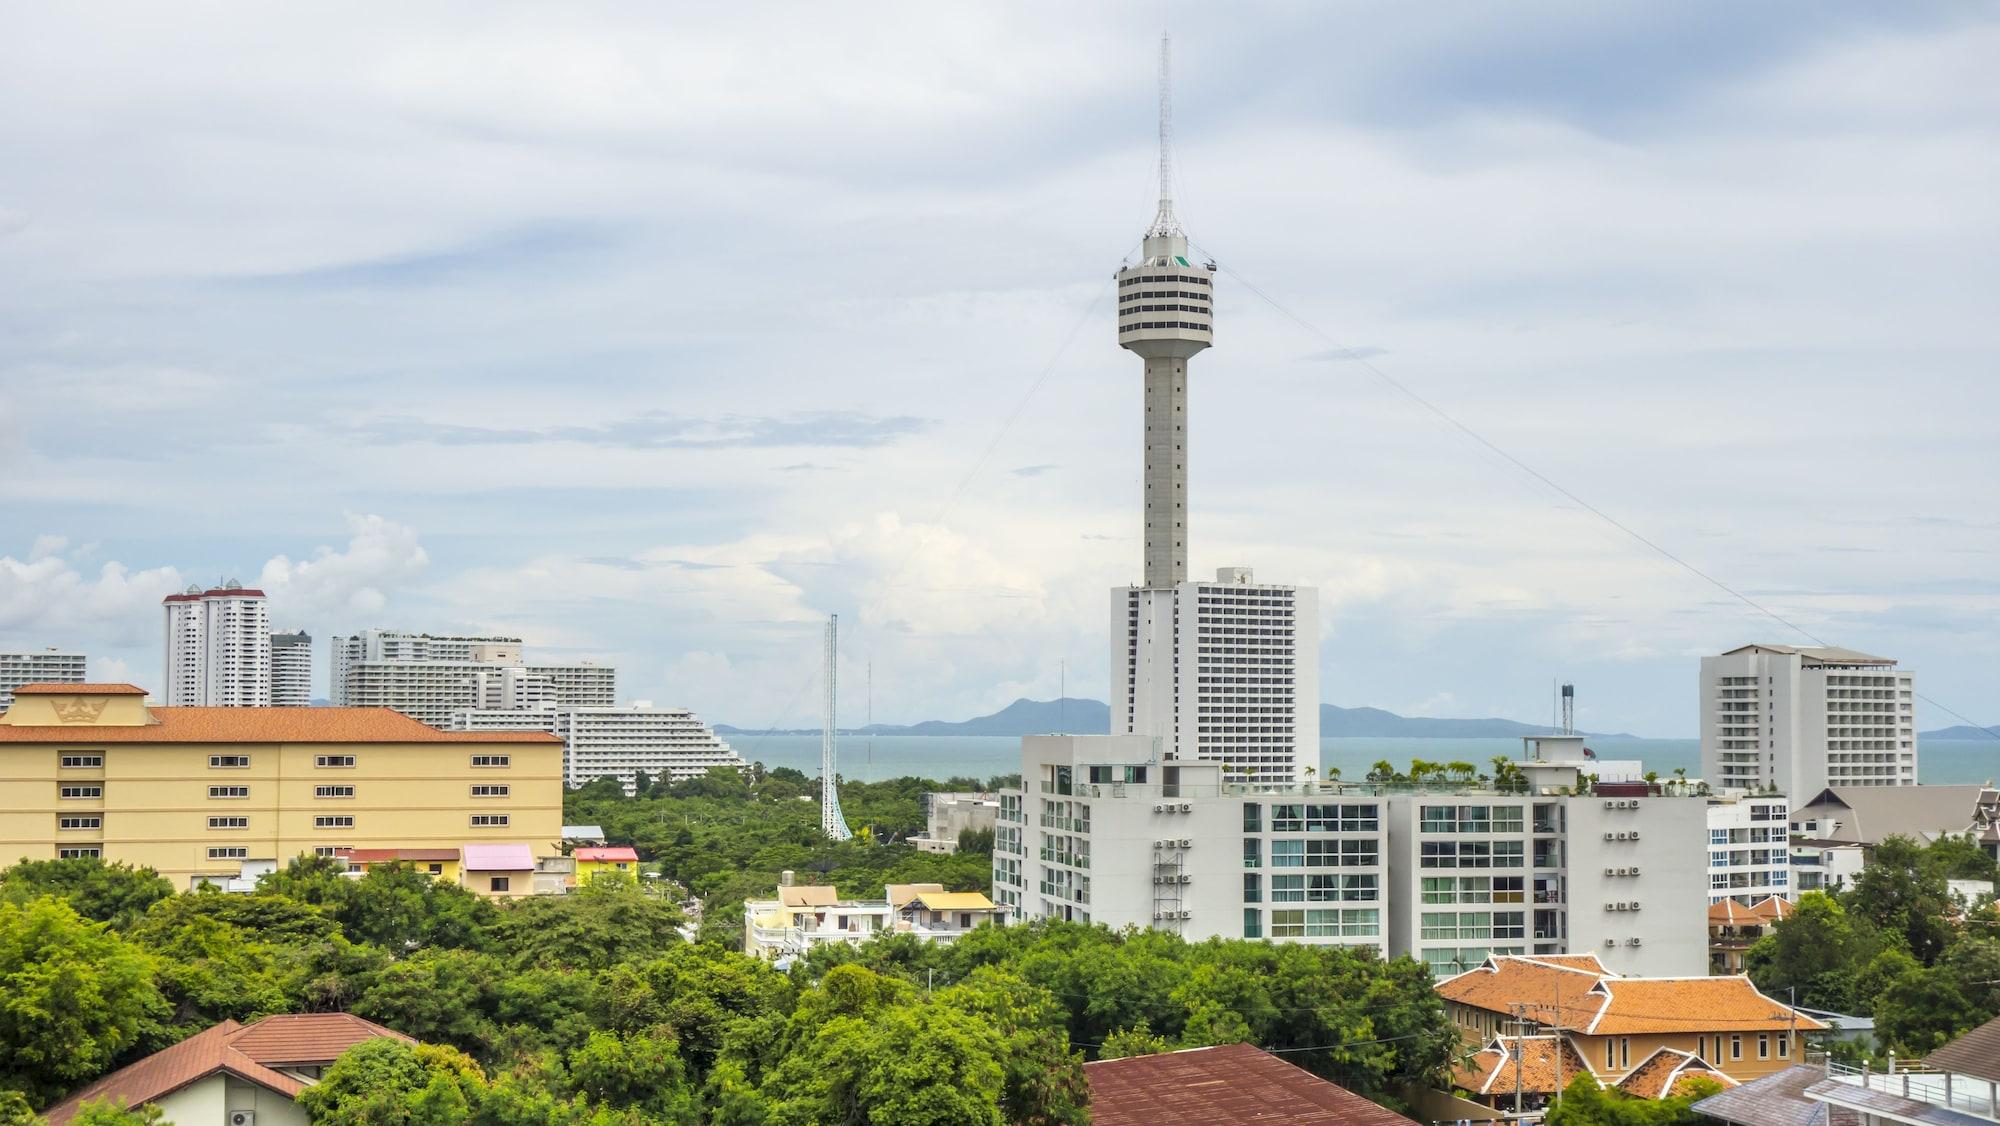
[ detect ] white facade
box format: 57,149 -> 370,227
270,630 -> 313,707
330,630 -> 613,727
0,649 -> 85,708
996,734 -> 1707,977
450,702 -> 743,792
911,792 -> 1000,853
1700,644 -> 1916,794
1110,568 -> 1321,784
1705,795 -> 1793,904
162,583 -> 271,706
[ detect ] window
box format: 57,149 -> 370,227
59,785 -> 102,799
314,816 -> 354,829
471,784 -> 510,798
1421,806 -> 1456,833
313,847 -> 342,858
471,814 -> 510,827
1606,1041 -> 1615,1068
1243,873 -> 1262,903
490,876 -> 511,893
1341,874 -> 1378,902
1243,908 -> 1262,938
1242,803 -> 1262,832
1492,806 -> 1524,834
1271,804 -> 1304,832
1777,1034 -> 1790,1059
315,785 -> 355,798
1492,841 -> 1524,868
1422,877 -> 1457,903
60,754 -> 103,768
1730,1035 -> 1742,1060
208,755 -> 251,768
1757,1034 -> 1769,1059
57,847 -> 101,859
315,755 -> 356,768
1620,1038 -> 1630,1068
1271,875 -> 1305,902
471,755 -> 511,768
208,785 -> 249,799
1243,838 -> 1261,869
1270,909 -> 1305,938
208,816 -> 248,830
207,847 -> 248,860
1271,840 -> 1304,868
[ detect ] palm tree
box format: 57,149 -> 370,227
1368,759 -> 1397,784
1447,761 -> 1477,783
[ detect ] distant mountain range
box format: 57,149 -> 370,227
1924,725 -> 2000,741
718,698 -> 1637,739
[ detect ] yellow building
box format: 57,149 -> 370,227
1438,953 -> 1826,1117
0,684 -> 563,888
573,846 -> 640,885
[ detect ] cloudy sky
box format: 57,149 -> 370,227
2,4 -> 1995,736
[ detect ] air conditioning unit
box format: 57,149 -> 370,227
1178,838 -> 1192,849
1630,866 -> 1641,875
1177,874 -> 1192,884
1602,800 -> 1615,810
1603,868 -> 1616,877
230,1114 -> 256,1126
1603,938 -> 1616,947
1630,831 -> 1641,840
1631,902 -> 1642,912
1152,804 -> 1165,813
1627,937 -> 1644,947
1603,832 -> 1616,841
1179,802 -> 1192,812
1178,909 -> 1192,919
1153,911 -> 1165,920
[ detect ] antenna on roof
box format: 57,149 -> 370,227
1148,32 -> 1183,238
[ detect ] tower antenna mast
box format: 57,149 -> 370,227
820,615 -> 853,841
1151,33 -> 1183,238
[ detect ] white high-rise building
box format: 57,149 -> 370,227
0,649 -> 86,709
1106,38 -> 1317,785
270,630 -> 313,707
995,732 -> 1709,977
1704,795 -> 1793,905
1699,644 -> 1916,794
329,630 -> 614,728
450,702 -> 744,792
162,583 -> 271,707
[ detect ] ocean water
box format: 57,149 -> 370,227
725,733 -> 1999,786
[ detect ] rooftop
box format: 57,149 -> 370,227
1440,955 -> 1824,1035
1693,1065 -> 1859,1126
1924,1014 -> 2000,1083
462,843 -> 534,871
43,1013 -> 410,1124
1455,1036 -> 1589,1097
1711,896 -> 1797,926
1794,785 -> 1988,846
1722,644 -> 1895,666
574,846 -> 639,863
12,682 -> 147,696
0,695 -> 560,744
1616,1047 -> 1738,1099
1085,1043 -> 1416,1126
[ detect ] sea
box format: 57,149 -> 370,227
727,734 -> 2000,786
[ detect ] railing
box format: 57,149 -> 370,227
1824,1060 -> 2000,1121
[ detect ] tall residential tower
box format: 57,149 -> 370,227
1107,36 -> 1318,783
162,583 -> 271,707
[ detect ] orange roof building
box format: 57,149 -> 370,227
0,684 -> 561,889
42,1013 -> 411,1124
1440,954 -> 1823,1102
1709,896 -> 1795,974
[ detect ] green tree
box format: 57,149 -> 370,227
1844,836 -> 1953,964
1875,964 -> 1983,1052
565,1028 -> 697,1122
0,897 -> 166,1105
0,858 -> 173,929
1746,891 -> 1874,1011
1098,1023 -> 1170,1060
351,948 -> 506,1053
495,877 -> 683,971
68,1100 -> 165,1125
934,968 -> 1089,1125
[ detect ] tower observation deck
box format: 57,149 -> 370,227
1117,34 -> 1214,589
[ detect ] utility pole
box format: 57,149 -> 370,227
1513,1002 -> 1526,1121
1554,973 -> 1564,1105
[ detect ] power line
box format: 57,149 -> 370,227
1199,245 -> 1998,743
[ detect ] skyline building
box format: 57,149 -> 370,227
162,582 -> 271,707
1698,643 -> 1916,794
1106,36 -> 1316,784
450,702 -> 745,793
270,630 -> 313,707
0,649 -> 86,709
329,629 -> 614,728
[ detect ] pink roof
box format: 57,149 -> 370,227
462,843 -> 534,871
575,846 -> 638,862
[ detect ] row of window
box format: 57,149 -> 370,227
67,783 -> 510,799
1244,803 -> 1381,833
1243,872 -> 1379,903
1120,321 -> 1213,334
1420,805 -> 1527,834
1243,838 -> 1380,868
1242,907 -> 1380,939
201,753 -> 510,769
1119,290 -> 1211,303
1419,841 -> 1526,868
58,813 -> 513,831
1119,273 -> 1211,287
1421,910 -> 1527,941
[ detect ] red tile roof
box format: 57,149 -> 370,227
0,706 -> 559,744
1085,1043 -> 1416,1125
42,1013 -> 410,1123
1454,1036 -> 1591,1096
1709,896 -> 1796,926
11,683 -> 147,696
1440,956 -> 1824,1036
1616,1047 -> 1739,1099
574,846 -> 639,862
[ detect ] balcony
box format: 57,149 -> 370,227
1814,1060 -> 2000,1123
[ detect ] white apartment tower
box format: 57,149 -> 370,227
0,649 -> 86,709
162,583 -> 271,706
329,630 -> 614,728
1108,36 -> 1318,784
450,703 -> 746,793
1700,644 -> 1916,794
269,630 -> 313,707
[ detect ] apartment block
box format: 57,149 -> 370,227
1109,568 -> 1321,784
270,630 -> 313,707
1700,644 -> 1916,794
996,732 -> 1708,976
1705,795 -> 1793,904
0,649 -> 85,709
0,683 -> 561,888
450,702 -> 744,791
163,583 -> 270,707
329,630 -> 613,728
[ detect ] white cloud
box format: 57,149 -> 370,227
259,514 -> 430,621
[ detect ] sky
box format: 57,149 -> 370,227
1,3 -> 1995,737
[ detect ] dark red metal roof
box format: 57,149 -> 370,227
1085,1043 -> 1416,1126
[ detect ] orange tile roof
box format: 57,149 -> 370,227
574,847 -> 639,863
42,1013 -> 411,1123
12,683 -> 146,695
0,706 -> 560,744
1709,896 -> 1796,925
1615,1047 -> 1739,1099
1586,978 -> 1826,1035
1438,955 -> 1616,1029
1454,1036 -> 1590,1096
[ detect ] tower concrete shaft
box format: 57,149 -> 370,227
1142,355 -> 1188,586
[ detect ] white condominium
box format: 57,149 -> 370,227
330,630 -> 614,728
450,702 -> 744,793
0,649 -> 86,709
1705,795 -> 1792,905
995,732 -> 1707,977
270,631 -> 313,707
1700,644 -> 1915,794
162,582 -> 271,707
1108,37 -> 1319,784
